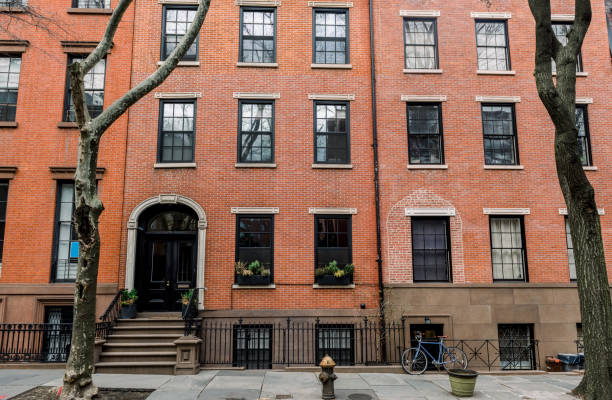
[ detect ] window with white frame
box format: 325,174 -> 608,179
490,216 -> 527,281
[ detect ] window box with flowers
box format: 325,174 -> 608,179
235,260 -> 272,286
315,261 -> 354,286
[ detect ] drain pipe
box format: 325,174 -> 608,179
368,0 -> 386,362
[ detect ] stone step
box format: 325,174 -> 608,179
112,325 -> 185,335
95,361 -> 175,375
105,334 -> 182,344
99,351 -> 176,363
136,312 -> 182,319
102,343 -> 176,353
115,318 -> 183,327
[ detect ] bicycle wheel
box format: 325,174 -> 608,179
401,347 -> 428,375
442,346 -> 468,371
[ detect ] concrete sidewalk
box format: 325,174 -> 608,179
0,369 -> 581,399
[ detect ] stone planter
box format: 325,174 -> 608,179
448,369 -> 478,397
316,275 -> 352,286
120,303 -> 137,319
236,274 -> 271,286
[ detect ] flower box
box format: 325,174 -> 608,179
316,275 -> 352,286
236,274 -> 272,286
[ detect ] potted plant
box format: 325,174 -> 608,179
447,369 -> 479,397
235,260 -> 272,286
315,261 -> 354,286
120,289 -> 138,319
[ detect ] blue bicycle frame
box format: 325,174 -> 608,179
413,339 -> 452,365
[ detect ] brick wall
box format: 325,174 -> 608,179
374,0 -> 612,285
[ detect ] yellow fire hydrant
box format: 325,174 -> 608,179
319,355 -> 337,400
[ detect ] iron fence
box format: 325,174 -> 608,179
199,317 -> 540,371
0,323 -> 72,362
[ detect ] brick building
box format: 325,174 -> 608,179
0,0 -> 134,324
0,0 -> 610,372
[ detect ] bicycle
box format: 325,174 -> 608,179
401,334 -> 468,374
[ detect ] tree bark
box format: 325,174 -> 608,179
528,1 -> 612,399
60,1 -> 211,399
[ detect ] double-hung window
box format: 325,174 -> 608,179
482,104 -> 518,165
240,8 -> 276,63
575,105 -> 592,166
63,56 -> 106,122
315,101 -> 349,164
238,100 -> 274,163
565,217 -> 577,281
490,216 -> 527,281
0,55 -> 21,122
404,18 -> 438,70
52,182 -> 78,282
236,215 -> 274,282
158,100 -> 196,163
0,181 -> 7,269
407,103 -> 444,164
315,215 -> 351,269
161,6 -> 198,61
475,20 -> 510,71
73,0 -> 110,8
552,22 -> 583,73
412,218 -> 451,282
313,8 -> 349,65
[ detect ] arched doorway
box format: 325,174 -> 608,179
136,204 -> 198,311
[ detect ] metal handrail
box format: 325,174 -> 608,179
95,289 -> 122,340
182,288 -> 202,336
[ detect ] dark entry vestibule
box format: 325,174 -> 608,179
136,204 -> 198,311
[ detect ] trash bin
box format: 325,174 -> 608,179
557,353 -> 584,371
545,356 -> 563,372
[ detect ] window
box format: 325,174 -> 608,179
552,23 -> 583,72
0,1 -> 27,6
575,105 -> 592,166
313,9 -> 349,64
407,103 -> 444,164
475,20 -> 510,71
162,6 -> 198,61
44,306 -> 73,362
73,0 -> 110,8
498,324 -> 536,370
158,100 -> 196,163
63,56 -> 105,122
315,215 -> 351,269
233,325 -> 272,369
490,216 -> 527,281
404,18 -> 438,70
565,217 -> 577,281
238,101 -> 274,163
0,181 -> 7,266
240,8 -> 276,63
482,104 -> 518,165
411,218 -> 451,282
52,182 -> 78,282
0,55 -> 21,121
316,324 -> 355,366
236,215 -> 274,280
315,102 -> 349,164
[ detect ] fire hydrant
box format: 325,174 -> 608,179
319,355 -> 337,400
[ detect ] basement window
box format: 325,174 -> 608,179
73,0 -> 110,8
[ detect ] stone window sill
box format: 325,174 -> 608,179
0,6 -> 25,13
237,62 -> 278,68
157,60 -> 200,67
57,122 -> 78,129
67,8 -> 113,15
232,284 -> 276,289
407,164 -> 448,170
312,164 -> 352,169
154,163 -> 197,169
313,284 -> 355,289
484,165 -> 524,170
0,121 -> 18,128
404,69 -> 443,74
477,70 -> 516,75
583,166 -> 598,171
553,72 -> 588,77
311,64 -> 352,69
235,163 -> 277,168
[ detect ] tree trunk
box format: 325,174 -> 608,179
528,1 -> 612,398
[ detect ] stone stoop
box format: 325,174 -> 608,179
95,314 -> 185,375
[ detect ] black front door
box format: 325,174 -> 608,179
143,235 -> 196,311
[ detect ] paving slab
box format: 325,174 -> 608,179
260,371 -> 320,399
359,373 -> 407,386
205,375 -> 264,390
335,389 -> 380,400
197,388 -> 261,400
42,373 -> 173,390
0,385 -> 37,399
372,385 -> 427,400
334,373 -> 371,390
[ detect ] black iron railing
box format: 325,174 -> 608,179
182,288 -> 202,336
0,323 -> 72,363
95,289 -> 122,340
576,338 -> 584,353
199,317 -> 540,371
